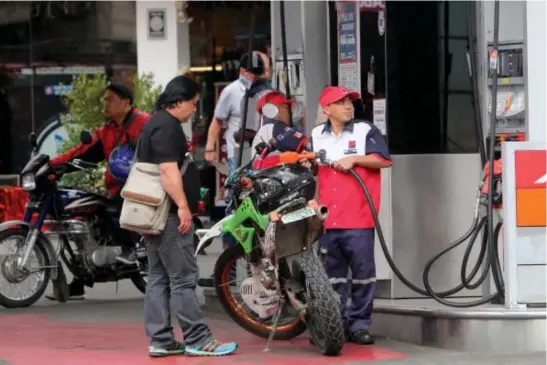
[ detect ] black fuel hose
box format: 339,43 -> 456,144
347,168 -> 504,308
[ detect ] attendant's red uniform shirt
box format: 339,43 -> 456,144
310,120 -> 391,229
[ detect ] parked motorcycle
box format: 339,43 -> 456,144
0,132 -> 148,308
194,145 -> 345,355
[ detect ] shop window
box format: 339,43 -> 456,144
0,2 -> 138,173
384,1 -> 480,155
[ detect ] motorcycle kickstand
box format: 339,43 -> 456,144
263,297 -> 285,352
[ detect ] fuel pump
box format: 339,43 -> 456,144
335,0 -> 511,308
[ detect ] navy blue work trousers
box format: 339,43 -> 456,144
318,228 -> 376,333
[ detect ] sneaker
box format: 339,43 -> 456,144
185,339 -> 237,356
148,341 -> 185,357
348,329 -> 374,345
116,247 -> 137,265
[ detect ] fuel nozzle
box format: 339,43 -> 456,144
254,141 -> 273,156
317,149 -> 328,164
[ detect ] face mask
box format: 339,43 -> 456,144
239,73 -> 255,90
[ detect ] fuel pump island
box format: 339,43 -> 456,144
271,1 -> 546,353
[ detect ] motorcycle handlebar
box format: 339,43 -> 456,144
74,159 -> 98,169
49,159 -> 99,178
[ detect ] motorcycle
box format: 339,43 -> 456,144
194,144 -> 345,355
0,131 -> 148,308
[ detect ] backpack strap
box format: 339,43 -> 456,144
112,111 -> 142,149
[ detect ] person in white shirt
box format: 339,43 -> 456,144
200,51 -> 271,288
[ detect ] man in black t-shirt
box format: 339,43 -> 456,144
139,76 -> 237,357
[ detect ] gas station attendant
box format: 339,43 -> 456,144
310,86 -> 392,345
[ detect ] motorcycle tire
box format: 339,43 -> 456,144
293,251 -> 345,356
214,244 -> 307,341
0,228 -> 52,308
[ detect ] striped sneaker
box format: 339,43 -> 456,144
148,341 -> 185,357
185,339 -> 238,356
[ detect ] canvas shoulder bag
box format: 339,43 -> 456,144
119,138 -> 189,235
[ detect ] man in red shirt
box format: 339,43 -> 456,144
45,83 -> 149,300
309,86 -> 392,345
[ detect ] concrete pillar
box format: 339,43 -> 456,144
524,1 -> 546,142
300,1 -> 330,133
271,0 -> 330,133
136,0 -> 191,135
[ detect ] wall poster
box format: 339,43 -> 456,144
337,1 -> 360,93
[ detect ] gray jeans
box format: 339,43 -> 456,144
144,214 -> 213,347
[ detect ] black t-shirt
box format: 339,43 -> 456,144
137,110 -> 200,214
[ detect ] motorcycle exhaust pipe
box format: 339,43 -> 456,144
315,205 -> 328,220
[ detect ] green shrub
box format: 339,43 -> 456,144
58,73 -> 162,195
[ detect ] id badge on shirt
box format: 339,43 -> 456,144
344,139 -> 358,155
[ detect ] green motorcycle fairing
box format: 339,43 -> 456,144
221,196 -> 270,254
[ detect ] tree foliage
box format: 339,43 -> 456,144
58,73 -> 161,195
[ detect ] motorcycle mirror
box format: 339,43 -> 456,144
211,161 -> 230,176
28,132 -> 37,148
80,130 -> 93,145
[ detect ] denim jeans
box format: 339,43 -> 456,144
144,216 -> 213,347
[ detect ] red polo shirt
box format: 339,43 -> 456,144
310,120 -> 391,229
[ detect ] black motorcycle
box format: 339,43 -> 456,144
0,131 -> 148,308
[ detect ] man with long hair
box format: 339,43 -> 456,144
140,75 -> 237,357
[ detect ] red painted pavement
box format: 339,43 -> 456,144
0,314 -> 407,365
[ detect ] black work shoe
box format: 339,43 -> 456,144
348,330 -> 375,345
45,281 -> 85,301
198,265 -> 238,288
198,276 -> 215,288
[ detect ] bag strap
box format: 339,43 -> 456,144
113,111 -> 142,149
132,137 -> 142,164
131,137 -> 190,175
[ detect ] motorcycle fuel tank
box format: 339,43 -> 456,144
59,189 -> 107,213
251,164 -> 316,214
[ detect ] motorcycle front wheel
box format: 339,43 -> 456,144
0,228 -> 51,308
214,244 -> 307,340
293,251 -> 345,356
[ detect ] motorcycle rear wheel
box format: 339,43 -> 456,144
293,251 -> 345,356
0,228 -> 51,308
214,244 -> 307,340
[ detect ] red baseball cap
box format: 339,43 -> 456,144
256,91 -> 295,115
319,86 -> 360,108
